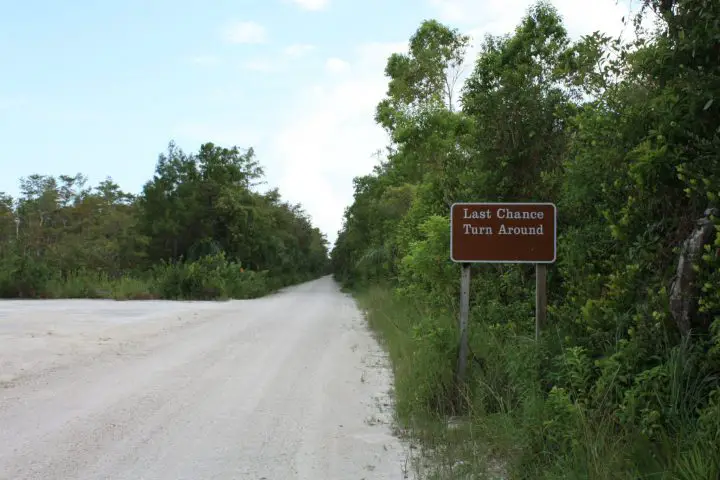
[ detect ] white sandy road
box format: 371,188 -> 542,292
0,277 -> 411,479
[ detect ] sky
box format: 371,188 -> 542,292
0,0 -> 643,246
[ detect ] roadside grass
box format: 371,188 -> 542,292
356,285 -> 513,479
110,276 -> 157,300
40,271 -> 154,300
354,285 -> 720,480
356,286 -> 506,480
42,271 -> 112,299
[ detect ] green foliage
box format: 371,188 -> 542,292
1,142 -> 329,300
0,244 -> 57,298
152,252 -> 272,300
396,215 -> 457,311
333,0 -> 720,477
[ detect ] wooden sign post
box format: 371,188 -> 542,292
457,262 -> 471,392
450,202 -> 557,386
536,263 -> 547,341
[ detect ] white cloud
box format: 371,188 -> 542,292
289,0 -> 330,11
264,42 -> 406,245
284,44 -> 315,57
324,57 -> 350,74
222,21 -> 267,44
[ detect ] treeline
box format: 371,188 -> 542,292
0,142 -> 329,299
332,0 -> 719,478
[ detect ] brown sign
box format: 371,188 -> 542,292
450,203 -> 556,263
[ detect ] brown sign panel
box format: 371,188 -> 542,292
450,203 -> 557,263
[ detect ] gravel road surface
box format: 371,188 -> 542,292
0,277 -> 410,479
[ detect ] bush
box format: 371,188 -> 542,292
0,250 -> 287,301
151,252 -> 274,300
44,271 -> 110,299
110,276 -> 156,300
0,247 -> 58,298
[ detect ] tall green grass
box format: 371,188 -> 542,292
357,286 -> 720,480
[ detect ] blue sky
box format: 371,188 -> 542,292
0,0 -> 638,244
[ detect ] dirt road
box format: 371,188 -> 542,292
0,277 -> 410,479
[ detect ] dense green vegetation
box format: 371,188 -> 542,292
332,0 -> 720,478
0,141 -> 329,300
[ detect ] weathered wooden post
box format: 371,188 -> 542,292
535,263 -> 547,340
456,263 -> 471,386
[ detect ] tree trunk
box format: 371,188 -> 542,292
669,207 -> 717,335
